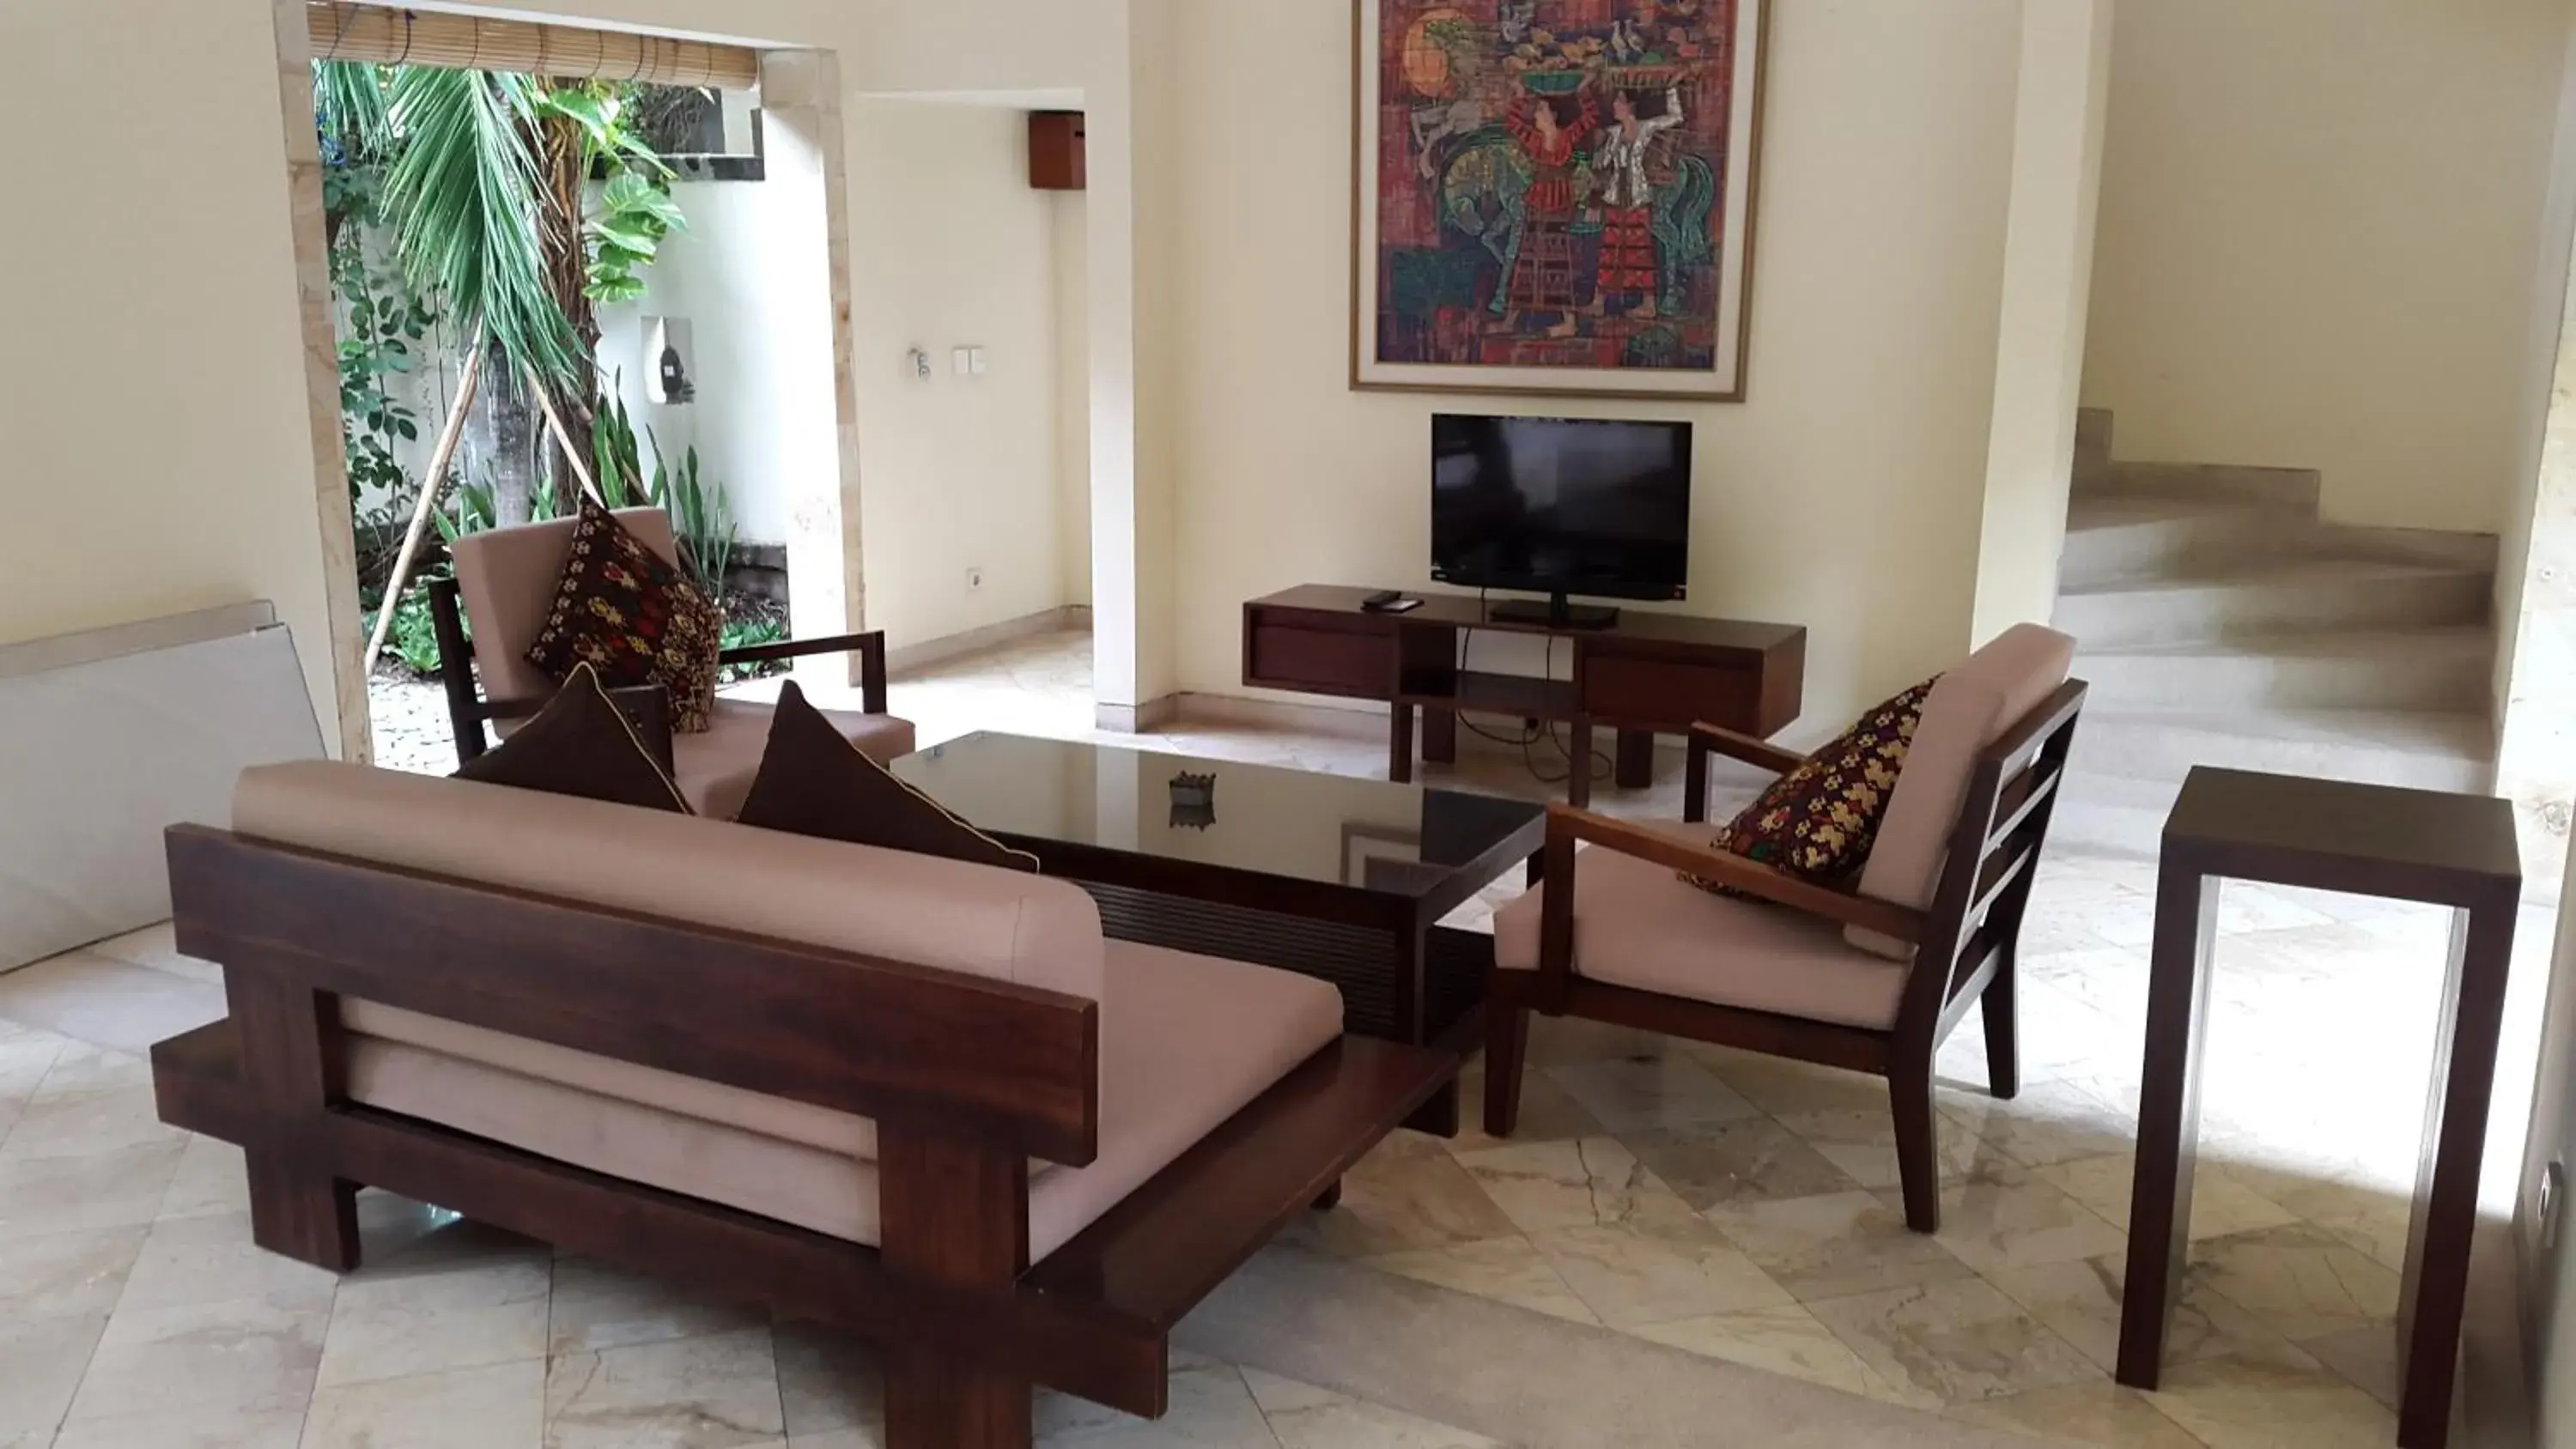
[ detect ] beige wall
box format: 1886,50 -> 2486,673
2524,840 -> 2576,1443
1164,0 -> 2028,731
1972,0 -> 2114,645
0,0 -> 348,747
2082,0 -> 2573,532
848,98 -> 1069,648
1054,192 -> 1096,609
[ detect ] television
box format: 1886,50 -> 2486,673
1430,412 -> 1692,627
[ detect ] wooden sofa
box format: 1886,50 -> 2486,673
148,761 -> 1453,1449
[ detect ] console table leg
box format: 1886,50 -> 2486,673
1389,702 -> 1415,784
2117,866 -> 2219,1390
1614,730 -> 1655,790
1424,709 -> 1457,767
2396,898 -> 2517,1448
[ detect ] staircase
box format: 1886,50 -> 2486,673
2048,409 -> 2500,857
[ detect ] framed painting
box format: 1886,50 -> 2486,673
1351,0 -> 1768,401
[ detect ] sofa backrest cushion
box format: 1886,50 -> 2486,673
232,761 -> 1106,1003
452,507 -> 681,707
452,663 -> 690,813
1848,623 -> 2075,958
735,682 -> 1036,869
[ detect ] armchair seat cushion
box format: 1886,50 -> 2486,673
342,937 -> 1343,1263
1493,825 -> 1910,1030
676,698 -> 917,819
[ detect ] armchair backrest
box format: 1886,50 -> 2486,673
450,507 -> 681,704
1850,623 -> 2076,956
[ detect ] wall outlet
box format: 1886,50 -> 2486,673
966,567 -> 985,592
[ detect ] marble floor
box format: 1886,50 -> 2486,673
12,628 -> 2552,1448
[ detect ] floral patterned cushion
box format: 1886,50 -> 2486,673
1687,676 -> 1937,894
524,497 -> 722,732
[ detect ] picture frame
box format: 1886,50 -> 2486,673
1350,0 -> 1769,402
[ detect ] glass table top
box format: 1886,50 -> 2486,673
890,732 -> 1545,897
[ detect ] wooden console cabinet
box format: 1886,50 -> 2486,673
1242,585 -> 1806,806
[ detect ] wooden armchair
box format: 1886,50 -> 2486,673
1485,625 -> 2087,1233
424,507 -> 913,815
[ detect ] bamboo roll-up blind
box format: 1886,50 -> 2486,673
307,3 -> 761,89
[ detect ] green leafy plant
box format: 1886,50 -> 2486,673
720,615 -> 787,683
590,385 -> 651,508
536,84 -> 687,306
380,64 -> 585,400
650,427 -> 737,591
361,586 -> 447,678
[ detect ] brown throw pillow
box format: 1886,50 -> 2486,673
524,497 -> 723,733
1687,676 -> 1936,894
453,663 -> 691,814
735,682 -> 1037,871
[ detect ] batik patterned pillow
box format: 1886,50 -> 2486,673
1686,676 -> 1937,893
524,497 -> 723,732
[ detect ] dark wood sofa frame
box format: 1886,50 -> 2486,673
425,575 -> 892,762
1486,680 -> 2087,1233
148,825 -> 1454,1449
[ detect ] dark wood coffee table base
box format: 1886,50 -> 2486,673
1083,884 -> 1501,1136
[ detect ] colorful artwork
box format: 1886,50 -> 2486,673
1352,0 -> 1766,400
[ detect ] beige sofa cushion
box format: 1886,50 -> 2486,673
453,507 -> 681,706
1848,623 -> 2075,958
344,937 -> 1344,1262
233,761 -> 1103,1004
677,699 -> 918,820
1492,823 -> 1909,1030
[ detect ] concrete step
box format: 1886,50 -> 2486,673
2047,772 -> 2190,858
2074,459 -> 2324,514
2075,627 -> 2494,711
2055,559 -> 2491,648
2075,408 -> 2114,490
2064,706 -> 2494,792
2059,496 -> 2282,585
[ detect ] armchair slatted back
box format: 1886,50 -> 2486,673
1894,680 -> 2089,1045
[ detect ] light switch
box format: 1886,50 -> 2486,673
952,347 -> 974,377
969,347 -> 990,376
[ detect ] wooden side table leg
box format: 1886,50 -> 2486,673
1389,702 -> 1415,784
2396,897 -> 2518,1448
2117,864 -> 2219,1391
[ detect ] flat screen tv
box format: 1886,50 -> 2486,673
1431,413 -> 1692,627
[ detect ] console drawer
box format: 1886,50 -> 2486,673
1583,654 -> 1759,731
1245,619 -> 1392,698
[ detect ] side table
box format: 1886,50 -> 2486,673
2114,767 -> 2520,1448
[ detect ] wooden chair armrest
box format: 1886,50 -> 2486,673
718,630 -> 890,715
1687,722 -> 1807,775
1681,723 -> 1805,823
1546,806 -> 1926,945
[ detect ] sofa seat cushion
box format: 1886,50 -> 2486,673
343,938 -> 1344,1262
675,699 -> 918,820
1492,827 -> 1909,1030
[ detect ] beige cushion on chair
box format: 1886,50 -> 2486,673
676,699 -> 919,820
1846,623 -> 2075,959
1492,822 -> 1910,1030
450,508 -> 682,706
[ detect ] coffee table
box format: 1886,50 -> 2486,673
892,732 -> 1547,1135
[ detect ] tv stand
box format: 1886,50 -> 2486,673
1487,594 -> 1619,630
1241,585 -> 1806,808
